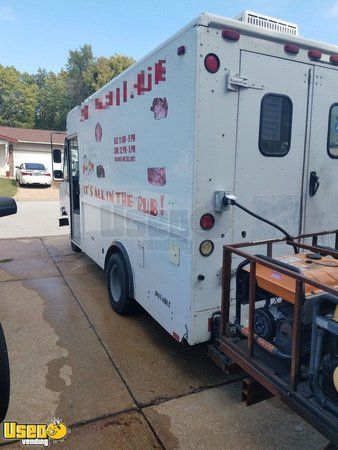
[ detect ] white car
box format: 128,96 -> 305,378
16,163 -> 52,187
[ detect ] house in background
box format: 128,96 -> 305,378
0,126 -> 65,177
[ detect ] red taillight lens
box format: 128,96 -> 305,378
308,49 -> 322,60
204,54 -> 220,73
284,43 -> 299,54
330,54 -> 338,64
21,171 -> 31,176
222,29 -> 240,41
44,173 -> 51,176
200,213 -> 215,230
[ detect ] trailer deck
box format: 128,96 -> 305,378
211,229 -> 338,446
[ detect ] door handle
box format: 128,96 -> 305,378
309,171 -> 320,197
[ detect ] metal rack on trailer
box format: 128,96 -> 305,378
209,229 -> 338,445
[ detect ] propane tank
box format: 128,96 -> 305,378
331,305 -> 338,394
334,366 -> 338,393
334,305 -> 338,322
322,354 -> 338,400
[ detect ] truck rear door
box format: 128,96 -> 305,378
302,66 -> 338,245
62,136 -> 81,245
233,51 -> 312,243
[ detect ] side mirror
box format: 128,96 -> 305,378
53,149 -> 62,164
53,170 -> 63,180
15,166 -> 19,169
0,197 -> 17,218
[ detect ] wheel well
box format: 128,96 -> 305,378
104,243 -> 134,298
104,245 -> 120,271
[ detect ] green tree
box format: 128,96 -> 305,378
86,54 -> 135,92
65,44 -> 95,108
34,69 -> 68,130
0,45 -> 135,131
0,66 -> 37,128
65,45 -> 135,109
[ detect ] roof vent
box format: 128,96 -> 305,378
235,10 -> 299,36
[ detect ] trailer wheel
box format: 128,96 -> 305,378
0,323 -> 10,423
106,253 -> 135,315
71,242 -> 82,253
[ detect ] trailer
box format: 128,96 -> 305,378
53,10 -> 338,345
212,229 -> 338,445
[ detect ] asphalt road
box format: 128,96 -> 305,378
0,200 -> 69,238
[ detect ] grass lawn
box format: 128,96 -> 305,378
0,178 -> 18,197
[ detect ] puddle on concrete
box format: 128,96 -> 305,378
0,280 -> 69,424
5,274 -> 135,425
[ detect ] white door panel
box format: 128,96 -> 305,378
68,137 -> 81,244
233,52 -> 311,246
303,67 -> 338,246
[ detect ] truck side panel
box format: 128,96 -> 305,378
68,27 -> 198,343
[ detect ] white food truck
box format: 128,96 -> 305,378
54,11 -> 338,345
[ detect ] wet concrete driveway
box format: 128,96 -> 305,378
0,236 -> 328,449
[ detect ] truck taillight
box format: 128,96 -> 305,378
200,213 -> 215,230
222,29 -> 240,41
308,49 -> 321,60
284,43 -> 299,54
199,240 -> 214,257
204,54 -> 220,73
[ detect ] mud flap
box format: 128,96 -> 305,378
59,217 -> 69,227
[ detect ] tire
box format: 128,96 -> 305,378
106,253 -> 135,315
71,241 -> 82,253
0,323 -> 10,423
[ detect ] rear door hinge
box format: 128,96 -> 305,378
226,71 -> 264,91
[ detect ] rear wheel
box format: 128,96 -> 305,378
106,253 -> 135,315
0,323 -> 10,423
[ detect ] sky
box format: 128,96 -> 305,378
0,0 -> 338,74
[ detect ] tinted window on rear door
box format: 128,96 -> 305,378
328,104 -> 338,158
259,94 -> 293,157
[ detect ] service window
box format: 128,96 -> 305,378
259,94 -> 292,157
327,104 -> 338,158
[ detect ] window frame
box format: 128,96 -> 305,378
327,103 -> 338,159
258,93 -> 293,158
63,142 -> 69,182
69,136 -> 79,178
